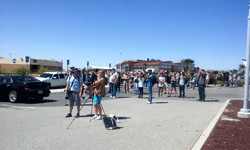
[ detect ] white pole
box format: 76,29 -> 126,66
238,0 -> 250,118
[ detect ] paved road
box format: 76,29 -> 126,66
0,86 -> 244,150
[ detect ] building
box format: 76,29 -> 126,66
115,59 -> 196,73
0,57 -> 63,73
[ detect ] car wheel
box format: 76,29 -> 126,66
9,90 -> 18,103
35,96 -> 44,102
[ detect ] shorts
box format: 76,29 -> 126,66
69,92 -> 81,107
93,96 -> 103,104
171,82 -> 176,87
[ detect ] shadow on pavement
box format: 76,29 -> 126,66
154,102 -> 169,104
205,100 -> 219,102
118,117 -> 131,120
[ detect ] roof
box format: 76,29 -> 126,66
132,61 -> 163,66
115,60 -> 138,66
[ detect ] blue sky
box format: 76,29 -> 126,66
0,0 -> 248,70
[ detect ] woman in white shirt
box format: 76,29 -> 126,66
138,73 -> 145,98
158,73 -> 165,97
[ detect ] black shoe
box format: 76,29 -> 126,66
183,95 -> 185,98
75,113 -> 80,118
66,113 -> 72,118
197,99 -> 201,101
178,96 -> 182,98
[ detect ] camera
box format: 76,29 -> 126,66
65,90 -> 72,99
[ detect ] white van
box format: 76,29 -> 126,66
36,72 -> 68,88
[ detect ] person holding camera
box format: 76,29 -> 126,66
65,68 -> 83,118
145,70 -> 154,104
197,69 -> 206,102
92,70 -> 106,120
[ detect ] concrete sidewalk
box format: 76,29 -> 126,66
0,95 -> 225,150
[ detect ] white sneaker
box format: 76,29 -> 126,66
113,96 -> 116,99
96,115 -> 102,120
110,96 -> 113,98
146,101 -> 152,104
92,115 -> 98,119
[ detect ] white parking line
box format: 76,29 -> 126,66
0,104 -> 35,109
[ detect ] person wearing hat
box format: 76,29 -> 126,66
65,68 -> 83,118
197,69 -> 206,102
145,70 -> 154,104
65,66 -> 75,80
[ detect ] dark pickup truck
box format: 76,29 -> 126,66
0,75 -> 51,103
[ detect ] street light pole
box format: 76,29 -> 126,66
238,0 -> 250,118
120,52 -> 122,73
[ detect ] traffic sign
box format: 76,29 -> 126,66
67,59 -> 69,65
13,58 -> 16,64
26,56 -> 29,63
109,63 -> 111,68
87,61 -> 89,67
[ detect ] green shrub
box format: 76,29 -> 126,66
35,66 -> 51,75
11,67 -> 30,75
0,66 -> 5,74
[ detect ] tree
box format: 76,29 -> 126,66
181,59 -> 195,73
35,66 -> 51,75
239,64 -> 245,72
11,67 -> 30,75
142,63 -> 148,71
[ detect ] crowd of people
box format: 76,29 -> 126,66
64,66 -> 212,119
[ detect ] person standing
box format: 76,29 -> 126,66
197,69 -> 206,102
206,71 -> 210,87
109,69 -> 119,98
233,71 -> 238,87
138,72 -> 145,98
179,72 -> 186,98
169,73 -> 177,97
65,68 -> 83,118
116,72 -> 122,92
122,71 -> 130,93
158,73 -> 165,97
145,70 -> 154,104
229,72 -> 233,87
92,70 -> 106,120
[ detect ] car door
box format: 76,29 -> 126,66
51,74 -> 59,87
59,73 -> 66,87
0,76 -> 7,97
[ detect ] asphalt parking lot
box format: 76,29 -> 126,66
0,86 -> 245,150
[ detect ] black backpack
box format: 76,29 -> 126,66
152,75 -> 157,85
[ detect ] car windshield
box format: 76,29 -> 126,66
39,73 -> 52,78
12,76 -> 40,83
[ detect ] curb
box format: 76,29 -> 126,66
191,99 -> 231,150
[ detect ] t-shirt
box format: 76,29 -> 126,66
146,74 -> 154,87
158,76 -> 165,87
179,76 -> 186,85
198,73 -> 206,85
67,75 -> 83,92
138,78 -> 145,87
206,74 -> 210,80
109,72 -> 118,83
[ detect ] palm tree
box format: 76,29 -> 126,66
142,63 -> 148,71
181,58 -> 195,73
239,64 -> 246,72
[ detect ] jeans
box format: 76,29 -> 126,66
148,86 -> 152,102
110,83 -> 116,97
134,83 -> 139,93
198,84 -> 206,100
179,85 -> 185,97
229,80 -> 233,87
138,87 -> 143,97
108,83 -> 112,93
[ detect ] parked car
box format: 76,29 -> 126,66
0,75 -> 51,103
35,72 -> 67,88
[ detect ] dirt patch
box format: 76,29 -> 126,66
202,100 -> 250,150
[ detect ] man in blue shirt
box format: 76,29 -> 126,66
145,70 -> 154,104
65,68 -> 83,118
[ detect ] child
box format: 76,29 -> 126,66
138,73 -> 145,98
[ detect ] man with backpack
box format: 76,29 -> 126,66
65,68 -> 83,118
145,70 -> 155,104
